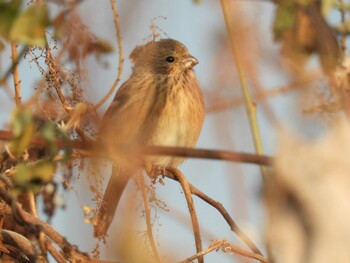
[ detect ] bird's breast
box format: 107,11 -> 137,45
145,75 -> 205,167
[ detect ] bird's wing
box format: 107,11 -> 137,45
99,74 -> 160,145
94,74 -> 161,238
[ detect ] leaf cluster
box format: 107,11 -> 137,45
0,0 -> 49,48
8,107 -> 71,194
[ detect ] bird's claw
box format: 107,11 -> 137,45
149,164 -> 166,182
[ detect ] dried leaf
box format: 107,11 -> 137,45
64,102 -> 88,130
0,39 -> 4,51
295,8 -> 317,51
10,108 -> 36,156
39,121 -> 71,162
273,0 -> 296,41
82,206 -> 93,216
280,30 -> 312,74
303,4 -> 340,74
9,4 -> 49,47
0,0 -> 21,39
14,160 -> 55,193
88,38 -> 114,55
321,0 -> 336,16
52,10 -> 68,41
337,19 -> 350,34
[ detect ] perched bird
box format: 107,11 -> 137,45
94,39 -> 205,238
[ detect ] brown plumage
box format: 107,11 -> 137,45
94,39 -> 205,238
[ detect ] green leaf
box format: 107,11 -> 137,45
0,39 -> 4,51
0,0 -> 21,39
273,0 -> 297,41
337,19 -> 350,34
10,107 -> 36,156
321,0 -> 336,16
31,160 -> 55,183
9,4 -> 49,47
40,122 -> 57,142
14,160 -> 55,193
38,121 -> 71,162
39,122 -> 58,158
52,10 -> 68,41
89,38 -> 114,54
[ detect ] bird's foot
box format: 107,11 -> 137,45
148,164 -> 166,182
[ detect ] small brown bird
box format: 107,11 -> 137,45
94,39 -> 205,238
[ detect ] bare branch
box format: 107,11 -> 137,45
45,48 -> 70,113
206,70 -> 323,113
178,239 -> 269,263
169,167 -> 203,263
45,241 -> 66,263
0,229 -> 37,262
163,168 -> 264,259
93,0 -> 124,110
11,42 -> 21,106
137,174 -> 161,262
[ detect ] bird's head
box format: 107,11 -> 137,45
130,39 -> 198,76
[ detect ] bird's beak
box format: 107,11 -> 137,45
183,55 -> 198,69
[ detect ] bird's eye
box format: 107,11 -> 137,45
165,56 -> 175,63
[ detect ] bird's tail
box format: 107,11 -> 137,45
94,165 -> 130,239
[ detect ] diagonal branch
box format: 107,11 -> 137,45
0,229 -> 37,262
168,167 -> 203,263
163,168 -> 264,260
137,173 -> 161,262
178,239 -> 269,263
10,43 -> 21,106
220,0 -> 267,180
93,0 -> 124,111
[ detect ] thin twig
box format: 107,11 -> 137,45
0,47 -> 26,87
28,48 -> 93,141
220,0 -> 267,180
0,80 -> 15,100
93,0 -> 124,110
38,230 -> 48,260
190,183 -> 263,256
45,48 -> 70,113
137,145 -> 272,165
46,241 -> 66,263
178,239 -> 269,263
207,70 -> 323,113
178,240 -> 224,263
11,42 -> 21,106
0,229 -> 37,262
17,190 -> 38,221
169,167 -> 203,263
338,0 -> 346,61
137,174 -> 161,262
163,169 -> 264,258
